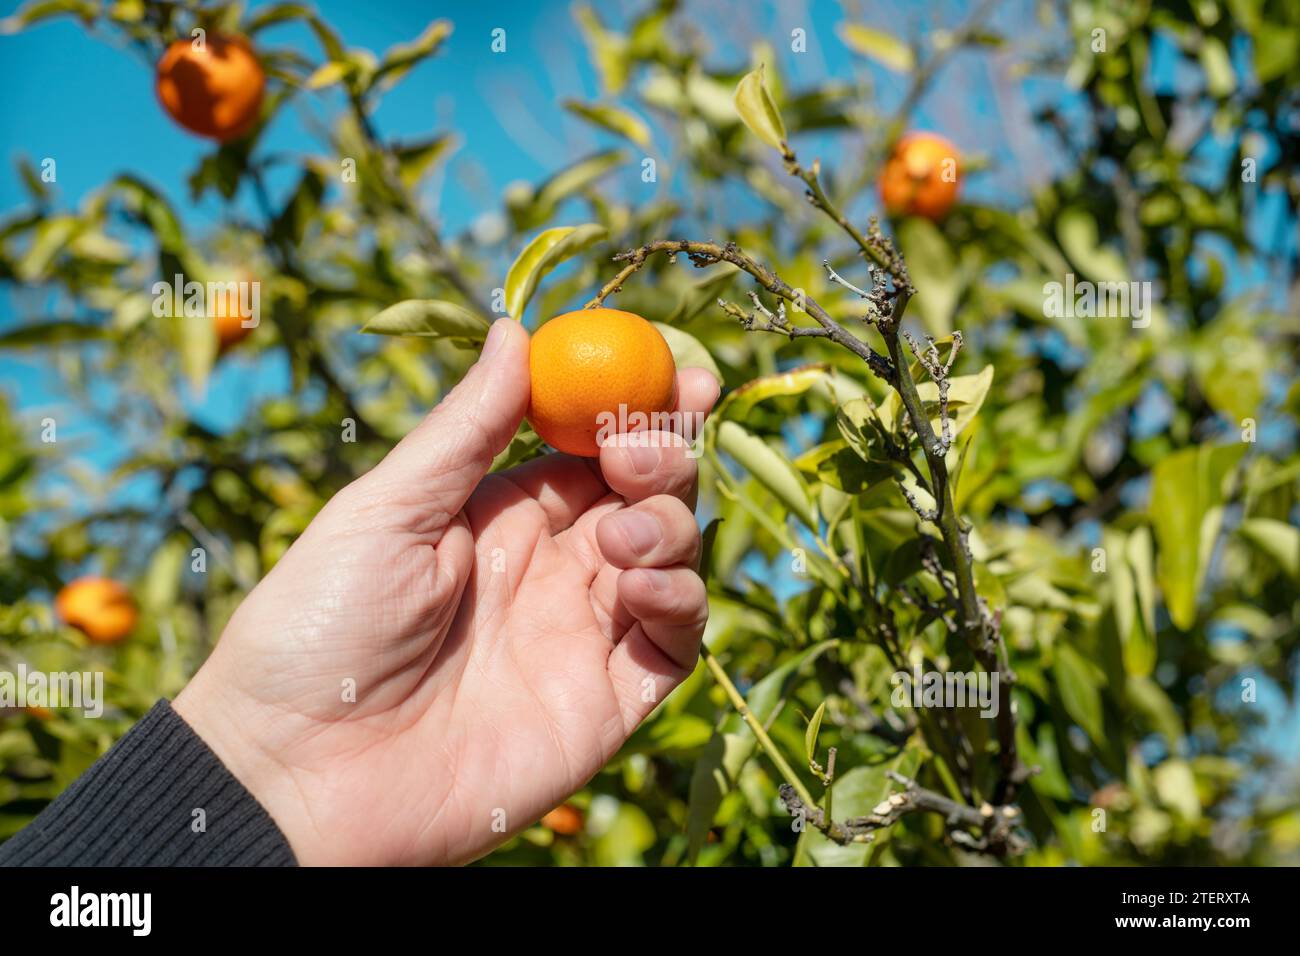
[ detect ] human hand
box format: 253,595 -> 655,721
173,318 -> 719,865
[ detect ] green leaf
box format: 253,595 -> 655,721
835,398 -> 888,461
510,150 -> 626,230
733,65 -> 787,151
177,311 -> 217,396
592,803 -> 656,866
881,364 -> 994,442
305,59 -> 354,91
563,100 -> 652,148
652,322 -> 721,383
1054,643 -> 1104,743
1238,518 -> 1300,582
0,0 -> 95,34
1153,759 -> 1202,822
490,425 -> 543,473
686,640 -> 838,861
1056,207 -> 1128,283
1199,36 -> 1235,96
797,440 -> 895,494
896,217 -> 959,334
838,24 -> 914,72
373,19 -> 452,90
1124,527 -> 1158,677
804,701 -> 827,765
795,746 -> 923,867
573,4 -> 630,94
1254,24 -> 1298,83
1192,299 -> 1271,423
1150,443 -> 1246,630
1126,676 -> 1182,748
245,2 -> 314,34
394,135 -> 458,189
361,299 -> 490,344
715,420 -> 815,528
717,364 -> 827,422
503,224 -> 607,319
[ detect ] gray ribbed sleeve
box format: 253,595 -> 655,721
0,699 -> 296,866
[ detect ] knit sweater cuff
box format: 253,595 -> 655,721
0,699 -> 296,866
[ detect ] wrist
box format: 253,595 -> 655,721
172,665 -> 326,865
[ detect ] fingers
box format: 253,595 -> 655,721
597,431 -> 697,507
617,569 -> 708,665
594,495 -> 701,570
596,367 -> 719,508
605,568 -> 709,730
361,319 -> 530,532
674,367 -> 722,423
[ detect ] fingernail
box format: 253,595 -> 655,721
480,319 -> 509,362
627,442 -> 660,475
613,511 -> 661,555
639,568 -> 672,592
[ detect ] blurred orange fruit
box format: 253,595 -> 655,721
210,283 -> 255,352
527,308 -> 677,458
540,803 -> 584,836
55,577 -> 137,645
156,35 -> 265,143
878,132 -> 962,221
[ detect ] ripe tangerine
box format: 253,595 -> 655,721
540,803 -> 584,836
156,35 -> 265,143
210,282 -> 255,352
55,577 -> 137,645
878,132 -> 962,221
527,308 -> 677,458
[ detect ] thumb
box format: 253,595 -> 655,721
367,318 -> 530,525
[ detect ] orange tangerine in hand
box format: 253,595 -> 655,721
55,577 -> 137,645
878,131 -> 962,221
527,308 -> 677,458
156,35 -> 266,143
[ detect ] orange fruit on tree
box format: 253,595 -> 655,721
878,131 -> 962,221
55,577 -> 137,645
540,803 -> 584,836
210,282 -> 256,352
527,308 -> 677,458
155,34 -> 265,143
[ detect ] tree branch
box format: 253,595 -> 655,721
779,771 -> 1026,856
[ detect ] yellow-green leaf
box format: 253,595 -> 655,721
361,299 -> 490,344
716,420 -> 815,528
504,224 -> 607,319
717,364 -> 827,422
1238,518 -> 1300,582
1151,443 -> 1246,630
804,700 -> 827,764
733,65 -> 786,151
652,322 -> 721,383
838,24 -> 914,73
564,100 -> 652,148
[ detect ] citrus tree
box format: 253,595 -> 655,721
1,0 -> 1297,866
